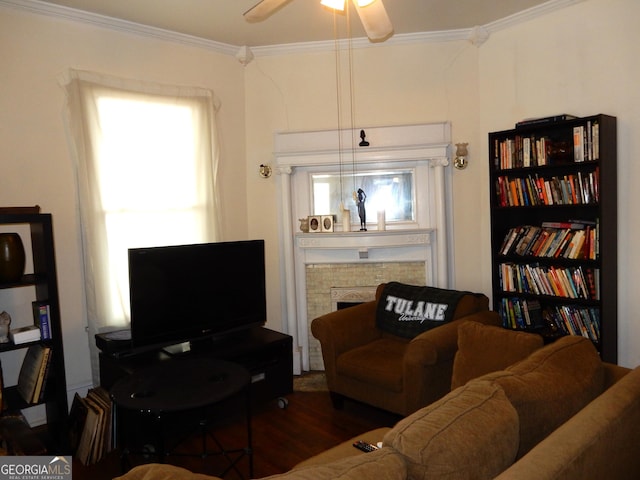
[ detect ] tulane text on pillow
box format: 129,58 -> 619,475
383,295 -> 448,323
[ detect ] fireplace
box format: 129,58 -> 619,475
307,271 -> 425,371
275,123 -> 453,374
331,286 -> 378,310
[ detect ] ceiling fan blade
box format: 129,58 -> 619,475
244,0 -> 293,22
352,0 -> 393,42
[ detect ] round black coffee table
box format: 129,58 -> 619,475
111,357 -> 252,477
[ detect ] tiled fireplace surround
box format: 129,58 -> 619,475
275,123 -> 453,374
306,262 -> 426,370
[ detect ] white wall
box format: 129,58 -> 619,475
0,0 -> 638,413
244,40 -> 482,337
0,6 -> 248,401
478,0 -> 640,368
246,0 -> 640,368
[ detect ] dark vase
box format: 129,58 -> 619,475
0,233 -> 26,282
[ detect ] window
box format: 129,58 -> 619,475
311,170 -> 415,224
63,71 -> 221,380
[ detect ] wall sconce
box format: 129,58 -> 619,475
259,164 -> 272,178
454,143 -> 469,170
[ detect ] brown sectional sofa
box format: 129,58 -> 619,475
115,325 -> 640,480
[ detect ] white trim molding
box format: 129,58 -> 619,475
1,0 -> 586,57
274,123 -> 453,373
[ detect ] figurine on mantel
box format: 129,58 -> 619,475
356,188 -> 367,231
0,311 -> 11,343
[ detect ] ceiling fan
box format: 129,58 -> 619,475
244,0 -> 394,42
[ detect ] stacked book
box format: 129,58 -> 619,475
499,221 -> 598,260
69,387 -> 113,465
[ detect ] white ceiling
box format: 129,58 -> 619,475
28,0 -> 555,47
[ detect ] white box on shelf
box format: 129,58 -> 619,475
9,325 -> 41,345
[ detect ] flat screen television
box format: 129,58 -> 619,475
128,239 -> 266,352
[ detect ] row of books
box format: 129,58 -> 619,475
546,305 -> 601,343
499,222 -> 598,260
499,297 -> 544,330
69,387 -> 113,465
494,120 -> 599,170
499,262 -> 599,300
16,344 -> 52,404
495,169 -> 599,207
573,121 -> 600,163
495,135 -> 553,169
499,298 -> 600,343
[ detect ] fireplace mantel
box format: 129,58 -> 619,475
296,229 -> 435,267
274,123 -> 453,373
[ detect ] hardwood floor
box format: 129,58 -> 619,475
72,389 -> 401,480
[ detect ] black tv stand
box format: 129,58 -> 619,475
97,326 -> 293,407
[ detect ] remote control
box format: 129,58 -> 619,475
353,440 -> 379,453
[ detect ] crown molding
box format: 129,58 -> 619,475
484,0 -> 585,33
0,0 -> 238,56
1,0 -> 585,58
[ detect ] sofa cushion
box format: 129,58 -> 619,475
451,321 -> 544,390
383,381 -> 519,480
337,338 -> 407,392
375,282 -> 476,339
481,335 -> 605,458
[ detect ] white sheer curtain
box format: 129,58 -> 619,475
62,70 -> 222,382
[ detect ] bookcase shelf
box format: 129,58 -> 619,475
0,213 -> 69,453
489,114 -> 617,363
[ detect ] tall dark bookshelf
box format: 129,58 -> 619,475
0,213 -> 69,452
488,114 -> 617,363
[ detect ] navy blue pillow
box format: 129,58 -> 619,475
376,282 -> 470,339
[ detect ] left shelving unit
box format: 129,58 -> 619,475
0,212 -> 69,453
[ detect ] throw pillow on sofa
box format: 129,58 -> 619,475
451,321 -> 544,390
383,381 -> 519,480
480,335 -> 604,458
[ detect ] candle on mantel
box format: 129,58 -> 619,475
377,210 -> 386,231
342,209 -> 351,232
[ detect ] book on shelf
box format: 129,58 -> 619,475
548,305 -> 601,343
573,125 -> 585,162
497,119 -> 601,170
32,349 -> 52,403
32,301 -> 52,340
500,298 -> 546,330
16,344 -> 51,404
498,221 -> 599,260
499,263 -> 597,300
9,325 -> 41,345
495,171 -> 599,207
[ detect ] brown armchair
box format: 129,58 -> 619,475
310,283 -> 500,416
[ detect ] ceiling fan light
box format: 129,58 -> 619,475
320,0 -> 345,11
353,0 -> 393,41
